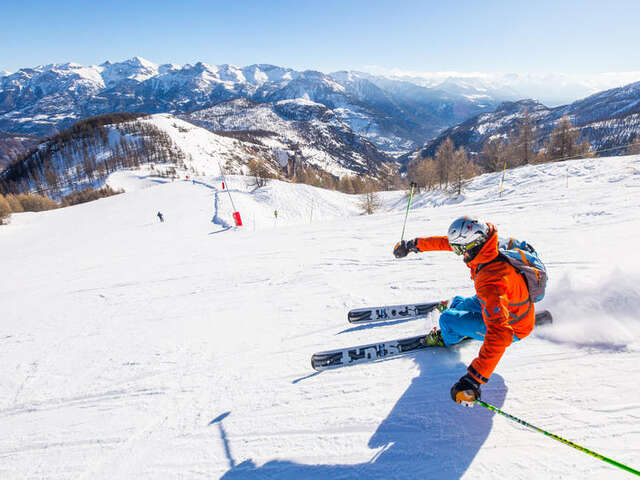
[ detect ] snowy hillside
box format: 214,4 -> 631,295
186,98 -> 392,176
420,81 -> 640,160
1,155 -> 640,479
0,112 -> 395,199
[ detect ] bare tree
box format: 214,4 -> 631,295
351,176 -> 366,194
435,137 -> 455,187
512,110 -> 536,166
545,115 -> 591,161
481,137 -> 509,172
5,194 -> 23,212
0,195 -> 11,225
449,147 -> 477,195
408,156 -> 439,190
627,134 -> 640,155
359,180 -> 382,215
247,158 -> 270,188
338,175 -> 356,194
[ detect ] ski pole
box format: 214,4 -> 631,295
476,400 -> 640,476
400,182 -> 417,241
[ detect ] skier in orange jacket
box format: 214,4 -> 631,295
393,216 -> 539,407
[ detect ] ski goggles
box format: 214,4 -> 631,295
451,239 -> 482,256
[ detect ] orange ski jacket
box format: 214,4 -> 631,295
415,224 -> 535,384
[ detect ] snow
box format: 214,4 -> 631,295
184,102 -> 374,177
99,57 -> 159,86
361,67 -> 640,106
139,114 -> 249,177
1,154 -> 640,479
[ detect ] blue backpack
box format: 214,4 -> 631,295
479,237 -> 548,303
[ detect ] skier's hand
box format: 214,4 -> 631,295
451,373 -> 481,407
393,239 -> 418,258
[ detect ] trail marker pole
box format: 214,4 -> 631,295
476,400 -> 640,476
217,161 -> 242,226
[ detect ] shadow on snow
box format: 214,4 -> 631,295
219,347 -> 507,479
337,317 -> 423,335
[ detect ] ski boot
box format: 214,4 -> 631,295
436,299 -> 450,313
421,326 -> 445,347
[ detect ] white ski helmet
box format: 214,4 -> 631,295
447,216 -> 490,256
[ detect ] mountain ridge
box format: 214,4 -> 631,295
418,81 -> 640,160
0,58 -> 498,154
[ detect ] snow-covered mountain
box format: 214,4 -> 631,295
365,69 -> 640,107
5,57 -> 639,167
0,110 -> 394,198
2,153 -> 639,478
185,98 -> 392,174
0,58 -> 497,154
418,80 -> 640,159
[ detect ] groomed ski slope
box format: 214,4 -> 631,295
1,155 -> 640,479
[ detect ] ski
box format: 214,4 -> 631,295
347,301 -> 440,323
311,334 -> 435,371
312,310 -> 553,371
348,301 -> 553,326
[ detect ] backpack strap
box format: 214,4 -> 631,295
476,253 -> 533,319
475,253 -> 506,275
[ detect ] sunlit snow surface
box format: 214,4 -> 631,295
1,155 -> 640,479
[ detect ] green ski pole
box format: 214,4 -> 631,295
400,182 -> 417,241
476,400 -> 640,476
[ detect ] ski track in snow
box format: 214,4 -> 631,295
1,155 -> 640,479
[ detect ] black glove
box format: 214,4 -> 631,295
450,373 -> 481,407
393,239 -> 419,258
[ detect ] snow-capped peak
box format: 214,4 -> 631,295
127,56 -> 157,69
99,57 -> 159,86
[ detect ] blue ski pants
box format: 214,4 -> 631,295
439,295 -> 521,346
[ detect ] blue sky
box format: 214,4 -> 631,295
1,0 -> 639,73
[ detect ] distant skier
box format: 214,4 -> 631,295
393,216 -> 546,407
157,211 -> 164,223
